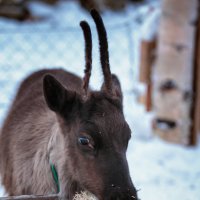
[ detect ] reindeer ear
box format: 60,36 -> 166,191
111,74 -> 123,100
101,74 -> 123,101
43,75 -> 81,116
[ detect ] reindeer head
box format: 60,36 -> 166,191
43,9 -> 138,200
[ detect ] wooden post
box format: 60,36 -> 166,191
191,10 -> 200,145
139,39 -> 157,111
152,0 -> 199,144
0,195 -> 58,200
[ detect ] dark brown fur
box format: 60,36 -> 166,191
0,10 -> 138,200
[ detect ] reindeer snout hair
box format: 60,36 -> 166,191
73,191 -> 98,200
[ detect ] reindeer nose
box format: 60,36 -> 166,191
107,184 -> 138,200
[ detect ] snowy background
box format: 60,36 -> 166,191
0,0 -> 200,199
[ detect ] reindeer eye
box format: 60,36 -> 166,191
78,136 -> 90,145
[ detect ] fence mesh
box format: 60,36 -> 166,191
0,1 -> 148,124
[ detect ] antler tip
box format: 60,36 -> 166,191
80,21 -> 89,29
90,9 -> 100,19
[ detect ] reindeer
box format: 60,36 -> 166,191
0,10 -> 138,200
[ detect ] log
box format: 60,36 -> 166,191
152,0 -> 198,144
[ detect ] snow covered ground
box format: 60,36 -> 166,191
0,0 -> 200,200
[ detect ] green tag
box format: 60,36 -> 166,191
50,162 -> 60,193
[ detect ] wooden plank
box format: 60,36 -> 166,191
162,0 -> 197,24
152,0 -> 198,144
139,40 -> 156,83
0,195 -> 58,200
139,39 -> 156,111
146,83 -> 152,112
190,11 -> 200,145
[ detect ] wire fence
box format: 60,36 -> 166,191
0,6 -> 143,124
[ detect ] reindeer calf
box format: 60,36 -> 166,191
0,10 -> 138,200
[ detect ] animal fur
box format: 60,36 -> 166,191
0,10 -> 138,200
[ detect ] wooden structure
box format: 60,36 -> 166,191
191,10 -> 200,145
0,195 -> 58,200
139,39 -> 157,111
0,2 -> 30,21
0,0 -> 59,21
152,0 -> 199,145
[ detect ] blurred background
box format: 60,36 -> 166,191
0,0 -> 199,199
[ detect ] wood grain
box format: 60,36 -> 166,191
0,195 -> 59,200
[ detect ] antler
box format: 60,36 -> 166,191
90,9 -> 113,94
80,21 -> 92,97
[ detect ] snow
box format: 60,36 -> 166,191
128,136 -> 200,200
0,0 -> 200,200
140,6 -> 160,40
